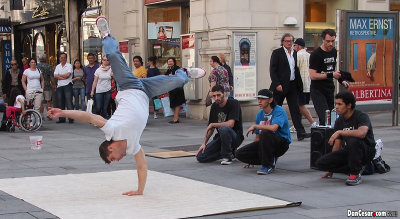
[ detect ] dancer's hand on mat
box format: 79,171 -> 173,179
122,190 -> 143,196
321,172 -> 333,178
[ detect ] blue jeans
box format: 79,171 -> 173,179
102,37 -> 189,98
57,83 -> 73,122
197,126 -> 242,163
94,90 -> 111,119
73,87 -> 86,110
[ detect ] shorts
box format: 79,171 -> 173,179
43,90 -> 52,101
298,92 -> 311,106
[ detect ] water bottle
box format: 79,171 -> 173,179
331,109 -> 337,128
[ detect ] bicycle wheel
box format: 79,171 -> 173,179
19,109 -> 42,132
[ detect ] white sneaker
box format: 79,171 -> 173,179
220,158 -> 232,165
153,113 -> 158,119
311,122 -> 318,128
96,16 -> 111,39
290,125 -> 296,133
185,67 -> 206,79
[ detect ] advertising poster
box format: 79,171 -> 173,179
148,22 -> 181,40
233,32 -> 257,101
181,34 -> 195,67
346,13 -> 397,101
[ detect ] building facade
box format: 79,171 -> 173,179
3,0 -> 399,121
100,0 -> 399,121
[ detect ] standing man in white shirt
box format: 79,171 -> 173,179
293,38 -> 317,128
53,53 -> 74,123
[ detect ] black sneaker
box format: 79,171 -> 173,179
346,174 -> 362,186
297,132 -> 311,141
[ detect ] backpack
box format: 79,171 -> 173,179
362,139 -> 390,175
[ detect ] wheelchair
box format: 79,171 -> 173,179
5,94 -> 43,132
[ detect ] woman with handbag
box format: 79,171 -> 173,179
91,56 -> 113,119
166,57 -> 185,123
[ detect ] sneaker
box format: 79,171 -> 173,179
185,67 -> 206,79
96,16 -> 111,39
220,158 -> 232,165
290,125 -> 296,133
257,166 -> 274,175
346,174 -> 362,186
153,113 -> 158,119
311,122 -> 318,128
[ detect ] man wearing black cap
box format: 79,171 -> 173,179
269,33 -> 310,141
236,89 -> 291,175
293,38 -> 317,128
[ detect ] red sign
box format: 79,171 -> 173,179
119,41 -> 129,53
350,87 -> 392,101
181,35 -> 194,50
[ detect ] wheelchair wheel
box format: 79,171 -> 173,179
19,109 -> 42,132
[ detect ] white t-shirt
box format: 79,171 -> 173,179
23,68 -> 42,92
94,67 -> 112,93
54,63 -> 73,87
101,89 -> 149,155
14,95 -> 25,108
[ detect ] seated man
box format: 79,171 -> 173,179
48,16 -> 205,196
236,89 -> 291,175
196,85 -> 244,165
316,92 -> 376,186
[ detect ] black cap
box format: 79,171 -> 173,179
294,38 -> 305,47
255,89 -> 273,99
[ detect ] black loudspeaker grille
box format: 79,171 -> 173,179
310,127 -> 335,169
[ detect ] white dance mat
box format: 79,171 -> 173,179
0,170 -> 297,218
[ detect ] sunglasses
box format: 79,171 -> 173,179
11,63 -> 17,66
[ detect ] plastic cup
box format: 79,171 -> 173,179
29,136 -> 43,150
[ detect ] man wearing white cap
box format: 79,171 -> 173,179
235,89 -> 291,175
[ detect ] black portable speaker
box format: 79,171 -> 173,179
310,127 -> 335,169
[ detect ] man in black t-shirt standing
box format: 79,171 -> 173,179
309,29 -> 350,125
316,92 -> 376,186
196,85 -> 244,165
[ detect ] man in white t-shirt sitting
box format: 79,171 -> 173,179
48,16 -> 205,196
53,53 -> 74,123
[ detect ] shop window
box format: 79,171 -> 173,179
306,1 -> 326,22
304,0 -> 355,51
81,8 -> 102,65
147,6 -> 184,73
22,35 -> 32,59
34,32 -> 45,60
390,0 -> 400,10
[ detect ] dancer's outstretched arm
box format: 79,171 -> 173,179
48,108 -> 106,127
